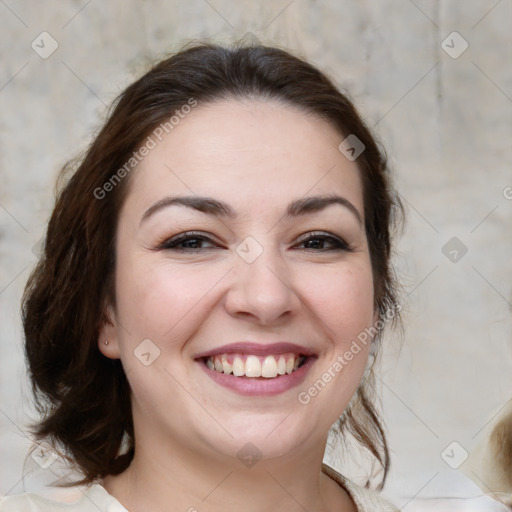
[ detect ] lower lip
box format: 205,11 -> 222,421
197,357 -> 316,396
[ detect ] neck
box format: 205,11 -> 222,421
102,435 -> 356,512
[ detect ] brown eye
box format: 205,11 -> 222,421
157,232 -> 218,251
295,232 -> 352,252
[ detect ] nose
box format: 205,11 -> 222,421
224,244 -> 300,326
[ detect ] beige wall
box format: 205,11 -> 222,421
1,1 -> 511,509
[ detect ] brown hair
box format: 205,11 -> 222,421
22,42 -> 403,489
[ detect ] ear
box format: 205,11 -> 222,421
97,302 -> 121,360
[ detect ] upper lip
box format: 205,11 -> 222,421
194,342 -> 317,359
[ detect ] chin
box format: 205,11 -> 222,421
205,413 -> 322,464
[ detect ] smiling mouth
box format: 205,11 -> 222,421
203,353 -> 308,379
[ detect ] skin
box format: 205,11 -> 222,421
98,98 -> 377,512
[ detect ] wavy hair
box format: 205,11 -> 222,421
22,42 -> 403,489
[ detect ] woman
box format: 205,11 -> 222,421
2,42 -> 403,511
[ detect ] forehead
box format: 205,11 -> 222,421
123,99 -> 364,218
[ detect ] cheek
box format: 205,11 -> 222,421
298,260 -> 375,345
112,258 -> 219,414
114,256 -> 223,351
294,262 -> 374,424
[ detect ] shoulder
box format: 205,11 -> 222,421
0,494 -> 34,512
322,464 -> 401,512
0,484 -> 127,512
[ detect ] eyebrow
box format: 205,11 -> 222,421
139,194 -> 363,227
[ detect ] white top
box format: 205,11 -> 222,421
0,467 -> 400,512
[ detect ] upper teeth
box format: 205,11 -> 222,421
206,353 -> 302,378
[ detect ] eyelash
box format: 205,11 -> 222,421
156,231 -> 353,253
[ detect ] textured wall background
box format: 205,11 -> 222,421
1,1 -> 512,510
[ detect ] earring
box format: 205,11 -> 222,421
105,340 -> 109,346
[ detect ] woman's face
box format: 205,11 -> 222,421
99,99 -> 376,465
